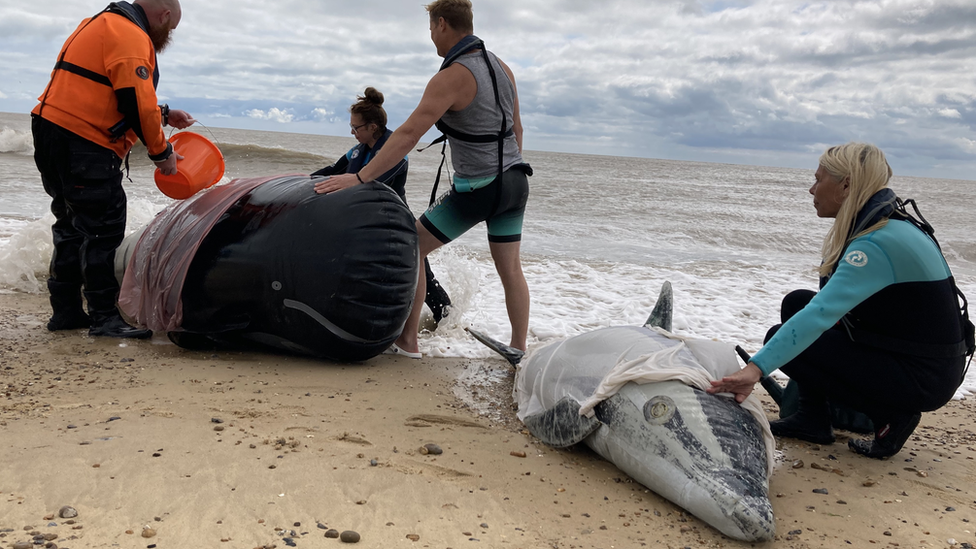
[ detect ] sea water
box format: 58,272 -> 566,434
2,111 -> 974,396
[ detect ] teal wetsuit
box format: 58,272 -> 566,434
752,218 -> 966,418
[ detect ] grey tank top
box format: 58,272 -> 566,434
439,50 -> 523,179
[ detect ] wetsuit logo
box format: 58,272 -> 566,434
351,149 -> 361,159
845,250 -> 868,267
135,66 -> 150,80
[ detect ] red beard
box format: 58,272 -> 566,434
149,24 -> 173,53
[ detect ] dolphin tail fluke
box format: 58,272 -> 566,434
466,327 -> 524,367
644,281 -> 673,331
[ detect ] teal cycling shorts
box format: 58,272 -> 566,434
420,167 -> 529,244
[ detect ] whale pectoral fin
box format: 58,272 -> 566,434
644,281 -> 673,332
523,397 -> 603,448
466,327 -> 524,367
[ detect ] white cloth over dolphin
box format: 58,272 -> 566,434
514,326 -> 774,476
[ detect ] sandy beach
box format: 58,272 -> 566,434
1,290 -> 975,549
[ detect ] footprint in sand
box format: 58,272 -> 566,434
403,414 -> 488,429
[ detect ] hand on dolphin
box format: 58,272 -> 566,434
707,362 -> 763,403
314,173 -> 360,194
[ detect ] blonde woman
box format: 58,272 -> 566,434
708,143 -> 972,459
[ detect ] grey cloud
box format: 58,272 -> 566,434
2,0 -> 975,179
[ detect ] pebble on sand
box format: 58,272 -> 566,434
142,527 -> 157,538
325,529 -> 340,538
420,443 -> 443,455
58,506 -> 77,519
339,530 -> 361,543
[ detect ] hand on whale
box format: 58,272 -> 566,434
314,173 -> 360,194
707,362 -> 763,403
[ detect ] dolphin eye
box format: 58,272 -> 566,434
644,395 -> 676,424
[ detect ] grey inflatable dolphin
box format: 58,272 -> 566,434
469,282 -> 775,541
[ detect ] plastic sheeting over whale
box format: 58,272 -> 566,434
513,292 -> 776,541
118,175 -> 418,361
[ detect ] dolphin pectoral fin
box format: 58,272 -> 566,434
738,344 -> 787,404
466,327 -> 524,367
523,397 -> 603,448
760,376 -> 785,404
644,281 -> 673,331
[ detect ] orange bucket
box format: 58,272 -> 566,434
154,131 -> 225,199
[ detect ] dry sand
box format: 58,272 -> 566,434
2,290 -> 975,549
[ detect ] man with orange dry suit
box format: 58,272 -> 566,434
32,0 -> 195,338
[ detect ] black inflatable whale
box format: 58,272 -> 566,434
118,174 -> 419,361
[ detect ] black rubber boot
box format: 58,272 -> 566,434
89,313 -> 152,339
86,287 -> 150,339
848,412 -> 921,459
424,258 -> 452,326
47,279 -> 91,331
48,310 -> 92,331
769,395 -> 835,444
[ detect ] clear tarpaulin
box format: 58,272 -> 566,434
514,325 -> 774,475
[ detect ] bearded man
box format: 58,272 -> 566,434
31,0 -> 195,338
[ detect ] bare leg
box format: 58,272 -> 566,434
488,240 -> 530,351
394,221 -> 444,354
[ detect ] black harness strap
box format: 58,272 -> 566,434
435,120 -> 512,143
54,60 -> 112,87
420,38 -> 512,213
37,7 -> 109,117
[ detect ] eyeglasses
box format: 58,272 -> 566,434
350,122 -> 368,132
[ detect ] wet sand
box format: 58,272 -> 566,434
1,290 -> 974,549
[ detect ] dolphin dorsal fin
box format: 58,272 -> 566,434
644,281 -> 673,332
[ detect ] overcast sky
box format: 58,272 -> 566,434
2,0 -> 975,179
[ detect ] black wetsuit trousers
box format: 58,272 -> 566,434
766,289 -> 964,422
32,115 -> 127,319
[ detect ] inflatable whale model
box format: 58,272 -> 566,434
469,283 -> 776,541
117,174 -> 419,362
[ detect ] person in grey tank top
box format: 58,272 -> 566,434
314,0 -> 530,359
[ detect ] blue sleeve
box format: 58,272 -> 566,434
310,148 -> 354,177
751,238 -> 895,376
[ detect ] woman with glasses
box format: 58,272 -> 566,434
312,87 -> 452,330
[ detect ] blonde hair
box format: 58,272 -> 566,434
425,0 -> 474,33
818,142 -> 893,277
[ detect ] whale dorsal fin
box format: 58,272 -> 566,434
644,281 -> 673,332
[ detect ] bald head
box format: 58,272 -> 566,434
134,0 -> 182,52
135,0 -> 182,29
